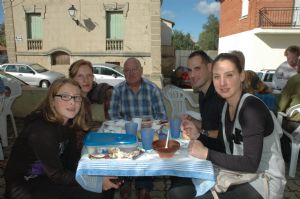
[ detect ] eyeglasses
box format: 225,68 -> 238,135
55,94 -> 83,102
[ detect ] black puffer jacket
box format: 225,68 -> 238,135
87,82 -> 113,104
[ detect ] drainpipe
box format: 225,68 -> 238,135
3,0 -> 17,62
9,0 -> 17,62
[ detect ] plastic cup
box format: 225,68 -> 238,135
125,122 -> 138,136
132,117 -> 142,131
141,128 -> 155,150
159,133 -> 167,140
170,118 -> 181,139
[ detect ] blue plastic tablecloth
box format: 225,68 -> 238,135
76,140 -> 215,196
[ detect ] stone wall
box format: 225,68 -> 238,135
3,0 -> 162,80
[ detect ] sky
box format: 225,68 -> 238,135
0,0 -> 3,24
0,0 -> 220,41
161,0 -> 220,41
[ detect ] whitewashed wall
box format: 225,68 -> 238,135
218,29 -> 300,72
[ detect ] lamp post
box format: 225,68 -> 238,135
68,5 -> 79,25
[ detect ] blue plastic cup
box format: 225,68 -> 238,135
125,122 -> 138,136
170,118 -> 181,139
159,132 -> 167,140
141,128 -> 155,150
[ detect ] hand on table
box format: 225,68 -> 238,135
103,176 -> 122,190
188,140 -> 208,160
181,118 -> 201,140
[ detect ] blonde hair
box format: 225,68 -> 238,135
69,59 -> 93,78
36,78 -> 89,131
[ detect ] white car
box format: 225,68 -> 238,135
92,63 -> 125,86
0,63 -> 65,88
256,69 -> 276,89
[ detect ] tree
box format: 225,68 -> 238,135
172,30 -> 196,50
198,15 -> 219,50
0,24 -> 6,47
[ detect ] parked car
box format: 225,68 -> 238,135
0,71 -> 45,91
0,71 -> 28,86
92,63 -> 125,86
170,66 -> 192,89
0,63 -> 65,88
256,69 -> 276,89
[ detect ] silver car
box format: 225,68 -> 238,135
0,63 -> 65,88
92,63 -> 125,86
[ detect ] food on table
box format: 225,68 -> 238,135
152,140 -> 180,159
89,147 -> 144,159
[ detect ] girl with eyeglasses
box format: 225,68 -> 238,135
4,78 -> 120,199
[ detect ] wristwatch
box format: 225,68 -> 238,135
201,129 -> 209,137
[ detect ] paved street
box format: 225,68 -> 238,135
0,118 -> 300,199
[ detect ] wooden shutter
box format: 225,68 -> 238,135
27,14 -> 43,39
106,12 -> 123,39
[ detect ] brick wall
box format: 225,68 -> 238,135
220,0 -> 294,37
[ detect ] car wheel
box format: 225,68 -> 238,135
41,80 -> 50,88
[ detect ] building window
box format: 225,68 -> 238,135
26,13 -> 43,50
27,13 -> 43,39
241,0 -> 249,18
106,11 -> 124,51
51,51 -> 70,65
106,11 -> 123,39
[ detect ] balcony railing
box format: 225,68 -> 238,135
259,7 -> 300,27
27,39 -> 43,50
106,39 -> 123,51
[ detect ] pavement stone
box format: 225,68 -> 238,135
0,118 -> 300,199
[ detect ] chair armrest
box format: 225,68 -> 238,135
185,111 -> 201,121
286,104 -> 300,117
278,110 -> 300,142
184,93 -> 199,108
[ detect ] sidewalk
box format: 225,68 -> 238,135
0,118 -> 300,199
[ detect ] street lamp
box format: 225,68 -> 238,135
68,5 -> 79,25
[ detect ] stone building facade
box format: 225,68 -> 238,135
2,0 -> 166,85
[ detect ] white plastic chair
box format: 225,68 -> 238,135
0,79 -> 22,147
162,84 -> 200,119
277,104 -> 300,177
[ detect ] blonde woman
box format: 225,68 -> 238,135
68,59 -> 113,119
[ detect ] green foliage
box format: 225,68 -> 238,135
198,15 -> 219,50
172,30 -> 197,50
0,24 -> 6,47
